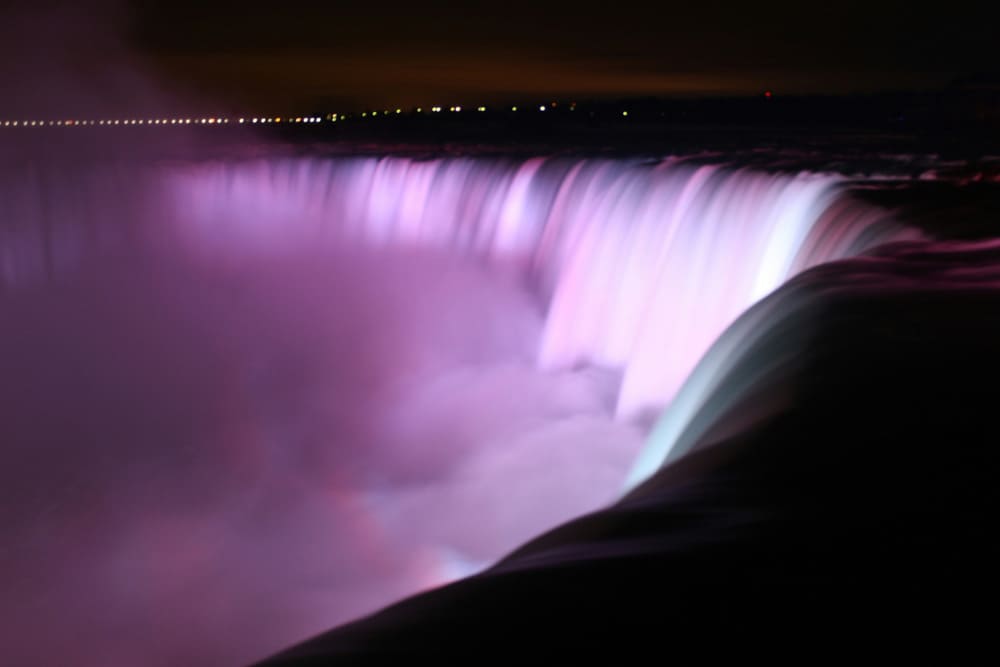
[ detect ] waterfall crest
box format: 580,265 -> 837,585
167,156 -> 916,417
2,155 -> 917,419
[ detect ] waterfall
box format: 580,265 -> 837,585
2,155 -> 916,419
0,152 -> 923,664
164,155 -> 916,418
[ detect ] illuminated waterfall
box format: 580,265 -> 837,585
168,156 -> 915,420
0,153 -> 924,664
1,154 -> 917,475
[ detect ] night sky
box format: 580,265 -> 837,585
3,0 -> 998,113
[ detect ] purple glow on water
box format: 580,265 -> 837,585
166,156 -> 915,417
0,154 -> 916,665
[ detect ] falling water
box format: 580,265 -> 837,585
164,156 -> 915,419
0,153 -> 919,665
2,154 -> 917,422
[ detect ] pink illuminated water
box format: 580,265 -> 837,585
0,154 -> 917,666
167,156 -> 916,416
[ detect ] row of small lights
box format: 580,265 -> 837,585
372,102 -> 583,115
1,102 -> 642,129
0,116 -> 326,128
349,102 -> 618,123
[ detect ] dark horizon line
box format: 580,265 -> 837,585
3,80 -> 998,119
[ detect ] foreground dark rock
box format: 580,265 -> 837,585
258,239 -> 1000,664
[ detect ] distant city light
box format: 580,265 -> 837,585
0,102 -> 539,131
622,111 -> 628,116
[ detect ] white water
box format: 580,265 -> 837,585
0,153 -> 920,665
1,155 -> 919,486
1,154 -> 916,425
164,156 -> 913,420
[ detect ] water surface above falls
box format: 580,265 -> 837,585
0,152 -> 918,666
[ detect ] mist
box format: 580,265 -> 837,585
0,7 -> 643,662
0,238 -> 642,665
